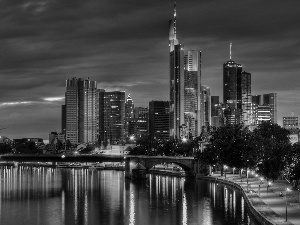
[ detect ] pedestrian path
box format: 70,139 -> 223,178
210,173 -> 300,225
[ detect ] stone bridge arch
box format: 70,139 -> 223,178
125,156 -> 196,179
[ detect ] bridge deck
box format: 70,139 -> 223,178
0,154 -> 125,163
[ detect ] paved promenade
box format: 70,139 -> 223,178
210,173 -> 300,225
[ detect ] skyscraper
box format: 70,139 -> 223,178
149,101 -> 170,140
169,2 -> 202,138
184,50 -> 202,137
252,95 -> 261,106
223,44 -> 243,125
65,77 -> 98,144
257,105 -> 271,124
102,91 -> 125,144
128,107 -> 148,138
200,86 -> 211,131
61,104 -> 66,135
125,94 -> 134,119
125,94 -> 134,138
211,96 -> 220,117
223,44 -> 251,125
263,93 -> 277,124
238,71 -> 251,125
169,1 -> 184,138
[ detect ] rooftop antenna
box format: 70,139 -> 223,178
230,42 -> 232,60
174,0 -> 177,39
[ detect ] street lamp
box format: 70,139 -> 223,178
260,177 -> 264,184
258,184 -> 261,197
224,165 -> 228,179
130,135 -> 135,142
246,169 -> 249,185
286,188 -> 291,222
267,182 -> 272,194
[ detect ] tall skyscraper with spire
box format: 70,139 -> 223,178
223,43 -> 242,124
223,43 -> 251,125
169,0 -> 184,138
169,1 -> 202,138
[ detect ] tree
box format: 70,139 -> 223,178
0,143 -> 12,154
199,124 -> 256,169
284,142 -> 300,189
80,144 -> 94,154
253,121 -> 291,181
15,141 -> 38,154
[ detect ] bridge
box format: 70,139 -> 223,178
125,155 -> 205,179
0,154 -> 124,164
0,154 -> 206,179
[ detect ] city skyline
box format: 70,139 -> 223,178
0,0 -> 300,139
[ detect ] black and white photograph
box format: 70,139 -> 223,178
1,0 -> 300,224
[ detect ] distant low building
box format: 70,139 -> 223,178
283,116 -> 299,131
49,132 -> 65,143
13,138 -> 44,146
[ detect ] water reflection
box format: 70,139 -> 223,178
0,166 -> 258,225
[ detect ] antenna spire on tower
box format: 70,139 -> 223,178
230,42 -> 232,60
174,0 -> 177,39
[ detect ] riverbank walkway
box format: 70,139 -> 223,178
210,173 -> 300,225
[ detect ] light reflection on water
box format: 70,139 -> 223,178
0,166 -> 258,225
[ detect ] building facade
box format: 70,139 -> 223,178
223,44 -> 252,126
256,105 -> 271,124
149,101 -> 170,140
169,4 -> 184,138
169,3 -> 202,139
200,85 -> 211,132
101,91 -> 125,145
128,107 -> 148,138
65,77 -> 98,144
238,71 -> 251,125
183,50 -> 202,137
223,59 -> 243,124
283,116 -> 299,130
263,93 -> 277,124
125,94 -> 134,138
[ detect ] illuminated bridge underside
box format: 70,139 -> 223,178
125,155 -> 196,178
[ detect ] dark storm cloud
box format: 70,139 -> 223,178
0,0 -> 300,139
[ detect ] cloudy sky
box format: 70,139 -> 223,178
0,0 -> 300,140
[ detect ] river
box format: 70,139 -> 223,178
0,166 -> 258,225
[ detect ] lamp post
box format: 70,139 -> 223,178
246,169 -> 249,185
267,182 -> 272,194
286,188 -> 291,222
298,189 -> 300,205
258,184 -> 260,197
260,177 -> 264,184
224,165 -> 228,179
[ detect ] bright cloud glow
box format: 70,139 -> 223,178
43,97 -> 64,102
0,101 -> 33,107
